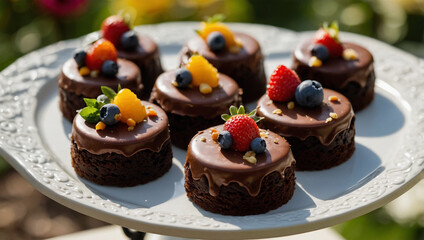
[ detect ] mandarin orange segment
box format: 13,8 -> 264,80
113,89 -> 146,123
185,55 -> 219,87
198,22 -> 236,48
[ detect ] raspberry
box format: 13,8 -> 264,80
224,114 -> 260,152
101,15 -> 130,46
267,65 -> 301,102
113,89 -> 146,124
313,28 -> 343,58
85,39 -> 118,70
185,55 -> 218,87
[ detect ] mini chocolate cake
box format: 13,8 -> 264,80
71,101 -> 172,186
150,69 -> 241,149
58,58 -> 142,122
117,35 -> 163,100
257,88 -> 355,171
180,32 -> 266,103
185,125 -> 296,216
292,40 -> 375,112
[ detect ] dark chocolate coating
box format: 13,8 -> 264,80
118,35 -> 163,100
292,39 -> 375,111
180,32 -> 266,103
186,125 -> 295,197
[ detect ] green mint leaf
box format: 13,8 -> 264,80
250,116 -> 263,123
84,98 -> 99,108
117,84 -> 122,92
248,109 -> 257,116
221,114 -> 231,121
237,105 -> 245,115
206,14 -> 226,23
229,105 -> 237,116
194,29 -> 202,36
101,86 -> 117,100
79,107 -> 100,123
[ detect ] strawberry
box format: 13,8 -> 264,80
313,22 -> 343,58
267,65 -> 300,102
85,39 -> 118,70
101,15 -> 130,46
222,106 -> 261,152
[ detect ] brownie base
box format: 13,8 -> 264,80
184,163 -> 296,216
59,87 -> 143,122
286,117 -> 356,171
71,139 -> 173,187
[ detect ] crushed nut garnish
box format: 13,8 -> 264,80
260,130 -> 269,139
114,113 -> 122,121
266,100 -> 273,106
90,70 -> 99,78
287,101 -> 295,110
211,132 -> 219,141
272,109 -> 283,115
200,137 -> 206,142
329,112 -> 338,119
309,56 -> 322,67
95,121 -> 106,131
343,49 -> 358,60
79,67 -> 90,76
325,117 -> 333,123
274,139 -> 279,144
243,151 -> 257,164
199,83 -> 212,94
328,96 -> 339,102
127,126 -> 134,131
172,81 -> 178,87
147,109 -> 157,117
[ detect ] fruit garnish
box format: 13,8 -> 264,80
207,31 -> 226,52
199,83 -> 212,94
217,130 -> 232,149
99,103 -> 121,125
313,21 -> 343,58
309,56 -> 322,67
101,15 -> 130,46
74,50 -> 86,68
196,14 -> 240,52
113,88 -> 146,123
85,39 -> 118,71
221,106 -> 263,152
79,67 -> 90,76
101,60 -> 119,78
295,80 -> 324,108
250,137 -> 266,154
185,55 -> 219,88
310,44 -> 329,61
267,65 -> 301,102
343,48 -> 358,60
121,30 -> 139,50
174,68 -> 192,88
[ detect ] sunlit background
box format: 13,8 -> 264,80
0,0 -> 424,239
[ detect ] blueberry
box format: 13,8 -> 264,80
250,137 -> 266,154
73,50 -> 86,68
101,60 -> 119,78
295,80 -> 324,108
121,31 -> 139,51
97,94 -> 110,105
207,32 -> 226,52
175,68 -> 192,88
99,104 -> 120,125
310,44 -> 329,61
218,130 -> 233,149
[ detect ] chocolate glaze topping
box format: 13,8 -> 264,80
292,39 -> 374,88
186,125 -> 295,197
72,102 -> 170,157
257,89 -> 354,145
117,35 -> 159,64
58,58 -> 142,98
150,69 -> 240,119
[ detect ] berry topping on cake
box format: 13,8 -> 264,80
113,88 -> 146,124
217,130 -> 233,149
101,60 -> 119,78
267,65 -> 301,102
79,86 -> 148,131
295,80 -> 324,108
74,50 -> 86,68
250,137 -> 266,154
313,22 -> 343,58
99,103 -> 121,125
101,15 -> 130,46
221,106 -> 263,153
310,44 -> 329,61
121,30 -> 139,51
175,68 -> 192,88
184,55 -> 219,94
86,39 -> 118,71
207,31 -> 226,52
196,14 -> 241,53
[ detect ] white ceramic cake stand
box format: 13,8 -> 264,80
1,22 -> 423,239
